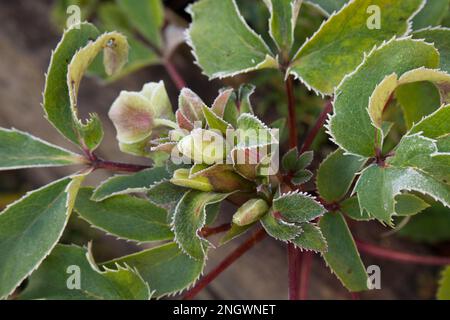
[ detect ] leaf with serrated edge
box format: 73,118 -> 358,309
413,27 -> 450,73
173,190 -> 230,260
44,22 -> 128,150
388,133 -> 449,184
186,0 -> 277,79
409,104 -> 450,139
20,244 -> 151,300
355,164 -> 450,224
290,223 -> 327,253
396,81 -> 441,129
264,0 -> 303,52
398,201 -> 450,244
91,3 -> 160,82
412,0 -> 449,31
102,242 -> 205,298
92,166 -> 170,201
395,194 -> 430,216
328,38 -> 439,157
116,0 -> 164,47
260,210 -> 302,241
202,105 -> 231,135
75,188 -> 173,243
0,174 -> 85,299
290,0 -> 425,95
368,69 -> 450,131
304,0 -> 348,16
317,148 -> 366,202
273,191 -> 325,223
319,212 -> 368,292
0,128 -> 86,170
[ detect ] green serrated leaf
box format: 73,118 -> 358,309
437,266 -> 450,300
355,164 -> 450,224
173,191 -> 230,260
75,188 -> 173,243
329,38 -> 439,157
389,133 -> 449,184
202,105 -> 231,135
260,211 -> 303,241
340,196 -> 371,221
291,170 -> 313,185
290,0 -> 424,95
264,0 -> 302,52
102,242 -> 205,298
304,0 -> 348,16
396,81 -> 441,129
317,149 -> 366,202
0,175 -> 84,299
91,3 -> 160,82
272,191 -> 325,223
290,222 -> 327,252
398,201 -> 450,244
282,149 -> 313,173
0,128 -> 86,170
20,244 -> 150,300
413,27 -> 450,73
412,0 -> 450,31
187,0 -> 277,79
395,194 -> 430,216
319,212 -> 368,292
368,70 -> 450,133
116,0 -> 164,47
44,22 -> 128,150
409,104 -> 450,139
92,166 -> 170,201
147,180 -> 187,222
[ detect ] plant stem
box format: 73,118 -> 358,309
285,75 -> 298,149
300,99 -> 333,153
201,223 -> 232,237
164,59 -> 186,90
92,158 -> 151,173
356,240 -> 450,266
288,244 -> 302,300
183,228 -> 266,300
299,251 -> 313,300
284,74 -> 305,300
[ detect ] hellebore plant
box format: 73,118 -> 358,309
0,0 -> 450,300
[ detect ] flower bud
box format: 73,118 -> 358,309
177,128 -> 228,164
109,81 -> 176,155
232,198 -> 269,226
170,168 -> 213,192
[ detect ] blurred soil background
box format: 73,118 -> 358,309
0,0 -> 448,299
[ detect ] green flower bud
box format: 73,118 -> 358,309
232,198 -> 269,226
177,128 -> 229,164
170,168 -> 213,192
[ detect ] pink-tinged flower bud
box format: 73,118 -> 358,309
108,81 -> 177,155
177,128 -> 229,164
170,168 -> 213,192
177,88 -> 206,128
232,198 -> 269,226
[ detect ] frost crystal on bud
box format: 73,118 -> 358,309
232,198 -> 269,226
177,128 -> 229,164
